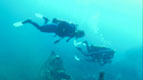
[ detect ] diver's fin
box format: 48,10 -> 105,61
13,21 -> 23,27
35,13 -> 44,19
74,55 -> 80,61
73,40 -> 85,47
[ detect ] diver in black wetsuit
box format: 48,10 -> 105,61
76,41 -> 115,65
22,17 -> 85,44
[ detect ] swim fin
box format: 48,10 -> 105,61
13,21 -> 23,27
35,13 -> 44,19
74,55 -> 80,61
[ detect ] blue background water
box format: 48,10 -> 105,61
0,0 -> 142,80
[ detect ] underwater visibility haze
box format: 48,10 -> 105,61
0,0 -> 142,80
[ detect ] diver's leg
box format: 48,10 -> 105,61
76,47 -> 90,56
35,13 -> 49,24
43,17 -> 49,24
83,41 -> 90,52
22,19 -> 41,30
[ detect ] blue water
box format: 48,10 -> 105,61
0,0 -> 142,80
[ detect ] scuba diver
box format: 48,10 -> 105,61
13,13 -> 85,44
74,40 -> 115,65
40,51 -> 72,80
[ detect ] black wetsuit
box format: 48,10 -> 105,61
24,20 -> 76,37
56,21 -> 76,37
23,19 -> 77,43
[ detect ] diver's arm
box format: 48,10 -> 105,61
76,47 -> 90,56
54,38 -> 64,44
66,36 -> 74,42
66,33 -> 75,42
43,17 -> 49,24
